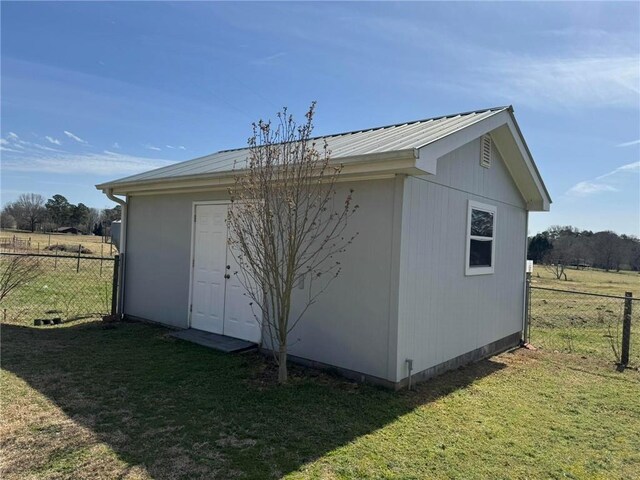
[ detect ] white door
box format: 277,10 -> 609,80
222,245 -> 262,343
190,203 -> 261,343
190,204 -> 227,333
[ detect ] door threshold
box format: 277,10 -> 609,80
169,328 -> 257,353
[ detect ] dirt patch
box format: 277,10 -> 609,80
44,244 -> 93,254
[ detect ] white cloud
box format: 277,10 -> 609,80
0,145 -> 22,153
7,132 -> 19,140
144,144 -> 162,151
2,150 -> 174,176
2,134 -> 173,177
372,14 -> 640,111
567,181 -> 618,196
0,139 -> 8,145
251,52 -> 286,66
470,54 -> 640,110
112,142 -> 121,149
33,143 -> 64,152
45,136 -> 62,145
617,139 -> 640,148
63,130 -> 87,144
178,145 -> 186,150
567,161 -> 640,196
166,145 -> 175,149
597,161 -> 640,179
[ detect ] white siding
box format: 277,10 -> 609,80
284,179 -> 399,380
124,190 -> 228,328
124,179 -> 399,380
395,138 -> 527,381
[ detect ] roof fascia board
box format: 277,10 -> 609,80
490,115 -> 551,211
121,173 -> 400,197
415,110 -> 510,174
504,109 -> 552,209
99,150 -> 419,195
416,109 -> 551,212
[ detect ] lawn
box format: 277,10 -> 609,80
529,267 -> 640,366
1,319 -> 639,479
0,255 -> 114,324
532,266 -> 640,297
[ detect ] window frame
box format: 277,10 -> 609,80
465,200 -> 497,276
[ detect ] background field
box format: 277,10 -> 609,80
529,266 -> 639,366
0,229 -> 117,257
532,266 -> 639,296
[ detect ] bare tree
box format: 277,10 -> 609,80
6,193 -> 46,232
0,209 -> 16,229
543,261 -> 567,280
0,255 -> 41,302
227,103 -> 358,383
85,207 -> 101,235
543,249 -> 567,280
590,231 -> 622,271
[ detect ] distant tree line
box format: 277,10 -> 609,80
1,193 -> 121,235
528,225 -> 640,273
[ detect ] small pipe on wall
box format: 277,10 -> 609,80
406,358 -> 413,390
104,189 -> 127,318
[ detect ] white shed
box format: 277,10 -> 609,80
97,106 -> 550,388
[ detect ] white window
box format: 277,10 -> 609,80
465,200 -> 496,276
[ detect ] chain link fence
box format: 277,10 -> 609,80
527,282 -> 638,367
0,253 -> 117,326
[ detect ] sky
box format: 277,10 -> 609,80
1,1 -> 639,236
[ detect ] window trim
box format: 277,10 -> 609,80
465,200 -> 497,276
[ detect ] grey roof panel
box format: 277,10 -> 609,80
106,107 -> 508,186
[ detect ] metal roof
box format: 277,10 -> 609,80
104,106 -> 509,186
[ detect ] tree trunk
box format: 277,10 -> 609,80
278,344 -> 288,383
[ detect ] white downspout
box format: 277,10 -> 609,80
104,189 -> 127,318
521,210 -> 529,344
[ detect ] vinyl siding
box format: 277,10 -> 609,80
124,190 -> 228,328
124,179 -> 398,380
395,138 -> 527,381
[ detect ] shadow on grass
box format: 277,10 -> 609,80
2,321 -> 506,479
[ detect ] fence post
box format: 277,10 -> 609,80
76,244 -> 81,273
621,292 -> 632,367
111,255 -> 120,316
524,272 -> 531,344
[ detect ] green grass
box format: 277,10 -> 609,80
1,320 -> 639,479
0,255 -> 113,324
529,268 -> 640,366
532,267 -> 640,297
1,260 -> 639,478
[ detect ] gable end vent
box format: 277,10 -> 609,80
480,134 -> 492,168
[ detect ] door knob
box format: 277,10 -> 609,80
226,265 -> 231,269
224,273 -> 231,279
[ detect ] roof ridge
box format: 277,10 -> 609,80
216,106 -> 510,154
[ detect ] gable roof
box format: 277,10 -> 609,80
97,106 -> 551,211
